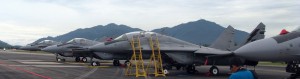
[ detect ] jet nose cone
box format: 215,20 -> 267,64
89,43 -> 105,52
234,38 -> 279,61
41,45 -> 58,53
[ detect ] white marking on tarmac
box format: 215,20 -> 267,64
3,51 -> 53,56
34,65 -> 85,68
9,65 -> 85,68
74,67 -> 98,79
9,65 -> 33,66
20,62 -> 62,64
12,60 -> 44,62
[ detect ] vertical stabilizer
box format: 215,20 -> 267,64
209,25 -> 235,51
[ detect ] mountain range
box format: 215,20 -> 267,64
0,40 -> 11,48
33,19 -> 249,46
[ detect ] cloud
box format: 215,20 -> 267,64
0,0 -> 299,45
0,22 -> 60,45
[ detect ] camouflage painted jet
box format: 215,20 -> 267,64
42,38 -> 101,63
234,27 -> 300,79
20,40 -> 61,51
89,23 -> 265,75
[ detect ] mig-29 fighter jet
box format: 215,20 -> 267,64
234,26 -> 300,79
89,23 -> 265,75
20,40 -> 61,51
42,38 -> 101,63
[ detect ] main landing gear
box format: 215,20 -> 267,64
113,60 -> 120,66
55,53 -> 65,62
91,61 -> 100,66
74,57 -> 88,62
185,65 -> 219,75
286,61 -> 300,79
90,60 -> 121,66
186,65 -> 197,74
209,66 -> 219,76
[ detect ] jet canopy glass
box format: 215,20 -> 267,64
113,31 -> 157,41
292,26 -> 300,32
67,38 -> 87,44
38,40 -> 53,44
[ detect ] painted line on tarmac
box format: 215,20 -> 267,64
67,62 -> 113,68
0,61 -> 52,79
9,64 -> 86,68
74,67 -> 98,79
20,62 -> 62,64
3,51 -> 53,56
9,60 -> 45,62
33,65 -> 85,68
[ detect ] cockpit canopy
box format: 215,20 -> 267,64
113,31 -> 157,41
67,38 -> 88,44
292,26 -> 300,32
38,40 -> 54,44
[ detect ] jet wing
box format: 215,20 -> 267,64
194,46 -> 231,55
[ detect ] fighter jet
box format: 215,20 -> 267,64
42,38 -> 102,63
89,23 -> 265,75
234,27 -> 300,78
20,40 -> 61,51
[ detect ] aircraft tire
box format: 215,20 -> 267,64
61,59 -> 66,62
113,60 -> 120,66
82,57 -> 88,62
56,58 -> 65,62
91,61 -> 100,66
209,66 -> 219,75
176,65 -> 181,70
186,65 -> 196,74
163,69 -> 169,75
75,57 -> 80,62
124,60 -> 130,67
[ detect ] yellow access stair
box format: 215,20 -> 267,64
146,34 -> 165,77
125,35 -> 147,77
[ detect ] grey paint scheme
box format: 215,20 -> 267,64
42,38 -> 102,59
89,23 -> 265,65
89,26 -> 234,65
20,40 -> 61,51
209,25 -> 235,51
235,28 -> 300,61
229,23 -> 266,51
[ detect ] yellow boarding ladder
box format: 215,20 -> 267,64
146,34 -> 165,77
125,35 -> 147,77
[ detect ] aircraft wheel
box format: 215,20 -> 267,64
176,65 -> 182,70
91,61 -> 100,66
56,58 -> 65,62
56,58 -> 61,62
82,57 -> 88,62
289,74 -> 297,79
113,60 -> 120,66
163,69 -> 169,75
163,64 -> 172,70
61,59 -> 66,62
209,66 -> 219,75
186,65 -> 196,74
124,60 -> 130,67
75,57 -> 80,62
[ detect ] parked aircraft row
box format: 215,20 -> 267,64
20,23 -> 300,78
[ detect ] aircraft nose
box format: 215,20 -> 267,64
234,38 -> 279,61
41,45 -> 59,53
89,43 -> 105,52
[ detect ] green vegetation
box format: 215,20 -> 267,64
258,61 -> 286,67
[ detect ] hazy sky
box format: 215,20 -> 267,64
0,0 -> 299,45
